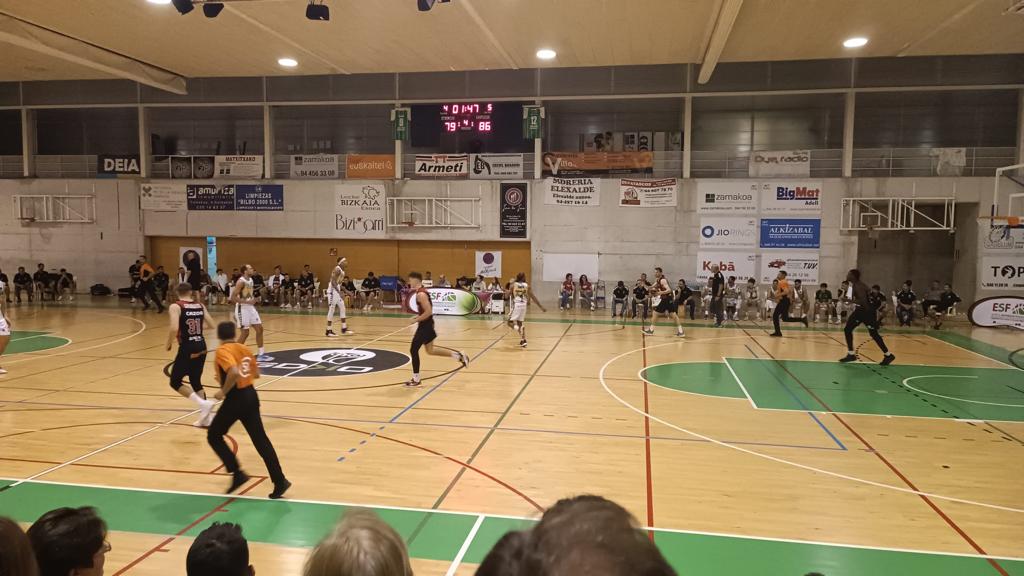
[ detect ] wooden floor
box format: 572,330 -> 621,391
1,299 -> 1022,576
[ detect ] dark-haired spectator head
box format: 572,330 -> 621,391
523,495 -> 676,576
0,516 -> 39,576
186,522 -> 253,576
474,530 -> 528,576
27,507 -> 108,576
304,510 -> 411,576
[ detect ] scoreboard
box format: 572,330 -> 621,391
410,101 -> 530,153
441,103 -> 493,133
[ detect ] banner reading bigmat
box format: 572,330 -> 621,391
618,178 -> 677,207
543,177 -> 601,206
415,154 -> 468,177
500,182 -> 528,238
760,180 -> 822,214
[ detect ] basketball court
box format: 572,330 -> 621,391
1,303 -> 1022,575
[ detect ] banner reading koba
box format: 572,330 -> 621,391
696,252 -> 758,283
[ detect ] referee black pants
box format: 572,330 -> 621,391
772,297 -> 803,333
207,387 -> 286,486
140,280 -> 162,311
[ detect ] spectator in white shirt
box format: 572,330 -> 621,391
266,266 -> 285,306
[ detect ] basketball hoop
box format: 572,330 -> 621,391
866,224 -> 879,240
17,216 -> 36,227
401,220 -> 415,227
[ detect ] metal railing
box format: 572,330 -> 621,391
691,149 -> 842,179
0,155 -> 22,178
851,147 -> 1016,177
34,155 -> 98,178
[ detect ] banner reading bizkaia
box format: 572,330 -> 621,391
543,177 -> 601,206
334,183 -> 386,238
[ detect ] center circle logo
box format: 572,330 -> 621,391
701,225 -> 715,238
257,347 -> 409,377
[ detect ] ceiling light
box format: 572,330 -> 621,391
536,49 -> 556,60
306,1 -> 330,20
843,37 -> 868,48
203,2 -> 224,17
278,58 -> 298,68
146,0 -> 172,4
171,0 -> 193,14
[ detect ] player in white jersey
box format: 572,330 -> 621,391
506,272 -> 546,348
229,264 -> 267,359
325,256 -> 354,337
0,278 -> 9,374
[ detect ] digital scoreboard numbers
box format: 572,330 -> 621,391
441,103 -> 494,133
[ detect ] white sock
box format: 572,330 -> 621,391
848,350 -> 854,355
412,373 -> 421,382
450,352 -> 460,360
188,392 -> 206,407
258,347 -> 265,355
341,320 -> 347,329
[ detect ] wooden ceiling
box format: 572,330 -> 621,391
0,0 -> 1021,83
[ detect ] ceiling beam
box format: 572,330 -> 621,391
223,4 -> 349,74
896,0 -> 986,56
0,12 -> 186,94
697,0 -> 743,85
460,0 -> 519,70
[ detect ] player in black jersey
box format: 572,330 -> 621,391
839,269 -> 895,366
167,283 -> 217,427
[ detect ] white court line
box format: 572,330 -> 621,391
637,361 -> 747,402
926,333 -> 1014,368
445,514 -> 485,576
3,476 -> 1023,563
902,375 -> 1024,408
722,357 -> 757,409
598,338 -> 1024,515
4,312 -> 146,365
5,322 -> 416,489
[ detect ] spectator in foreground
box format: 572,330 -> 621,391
304,509 -> 412,576
475,531 -> 529,576
27,506 -> 109,576
0,516 -> 39,576
186,522 -> 253,576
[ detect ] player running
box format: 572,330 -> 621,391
839,269 -> 896,366
0,277 -> 9,375
405,272 -> 469,387
229,264 -> 267,359
642,267 -> 684,337
325,256 -> 354,337
507,272 -> 547,348
166,283 -> 217,427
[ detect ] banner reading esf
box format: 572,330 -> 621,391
414,154 -> 468,177
968,296 -> 1024,330
759,252 -> 819,284
470,154 -> 524,179
500,182 -> 528,239
400,288 -> 481,315
334,184 -> 386,238
759,218 -> 821,249
618,178 -> 677,207
289,154 -> 339,179
234,184 -> 284,211
543,177 -> 601,206
186,184 -> 234,211
97,154 -> 141,176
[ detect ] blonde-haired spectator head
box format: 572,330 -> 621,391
304,510 -> 412,576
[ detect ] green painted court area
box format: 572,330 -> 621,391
6,330 -> 70,354
642,360 -> 1024,422
1,480 -> 1020,576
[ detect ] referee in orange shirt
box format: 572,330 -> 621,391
769,270 -> 808,337
207,321 -> 291,499
138,256 -> 164,313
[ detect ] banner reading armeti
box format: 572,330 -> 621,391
543,177 -> 601,206
334,183 -> 386,238
759,252 -> 820,284
618,178 -> 677,207
414,154 -> 468,177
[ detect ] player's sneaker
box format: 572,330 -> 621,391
194,399 -> 215,428
0,367 -> 7,375
227,471 -> 250,494
839,354 -> 858,363
642,328 -> 654,336
404,379 -> 422,387
325,329 -> 337,337
519,339 -> 527,348
341,327 -> 355,336
458,351 -> 470,368
676,330 -> 685,338
255,354 -> 273,362
880,354 -> 896,366
269,479 -> 292,500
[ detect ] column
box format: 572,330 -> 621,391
842,91 -> 855,178
21,108 -> 35,178
682,96 -> 692,179
533,99 -> 542,180
263,104 -> 274,179
137,105 -> 150,178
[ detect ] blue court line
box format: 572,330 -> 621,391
750,361 -> 848,451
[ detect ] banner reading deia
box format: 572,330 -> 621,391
289,154 -> 339,179
618,178 -> 677,208
414,154 -> 468,177
500,182 -> 528,238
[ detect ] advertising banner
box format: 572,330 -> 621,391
618,178 -> 677,207
414,154 -> 469,177
759,218 -> 822,249
699,217 -> 757,249
760,180 -> 823,214
470,154 -> 524,179
140,182 -> 186,211
179,247 -> 204,271
983,225 -> 1024,251
346,154 -> 395,179
476,251 -> 502,279
234,184 -> 284,211
748,150 -> 811,178
97,154 -> 141,176
186,184 -> 234,211
214,155 -> 263,178
759,252 -> 820,284
427,288 -> 481,315
543,177 -> 601,207
334,184 -> 386,238
541,151 -> 653,176
169,156 -> 214,179
968,296 -> 1024,330
980,256 -> 1024,290
696,252 -> 758,284
289,154 -> 339,179
697,181 -> 758,213
499,182 -> 528,239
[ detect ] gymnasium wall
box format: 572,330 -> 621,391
0,179 -> 143,290
148,237 -> 531,287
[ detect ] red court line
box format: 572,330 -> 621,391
748,335 -> 1009,576
641,332 -> 655,536
112,477 -> 267,575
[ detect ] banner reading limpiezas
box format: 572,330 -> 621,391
500,182 -> 528,238
543,177 -> 601,206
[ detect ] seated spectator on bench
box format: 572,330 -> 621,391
0,516 -> 39,576
362,272 -> 382,311
436,274 -> 451,288
56,269 -> 76,301
422,271 -> 434,288
472,275 -> 486,291
296,264 -> 317,309
611,280 -> 629,318
27,506 -> 109,576
559,274 -> 575,310
13,266 -> 33,304
186,522 -> 253,576
33,263 -> 52,301
304,510 -> 412,576
578,275 -> 595,311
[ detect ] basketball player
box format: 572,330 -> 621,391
166,283 -> 216,427
405,271 -> 469,387
229,264 -> 267,359
507,272 -> 546,348
208,322 -> 291,499
839,269 -> 896,366
0,276 -> 9,374
741,278 -> 760,320
642,267 -> 684,337
325,257 -> 354,337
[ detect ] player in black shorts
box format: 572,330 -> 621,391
642,267 -> 684,337
839,269 -> 895,366
404,271 -> 469,387
167,283 -> 217,426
